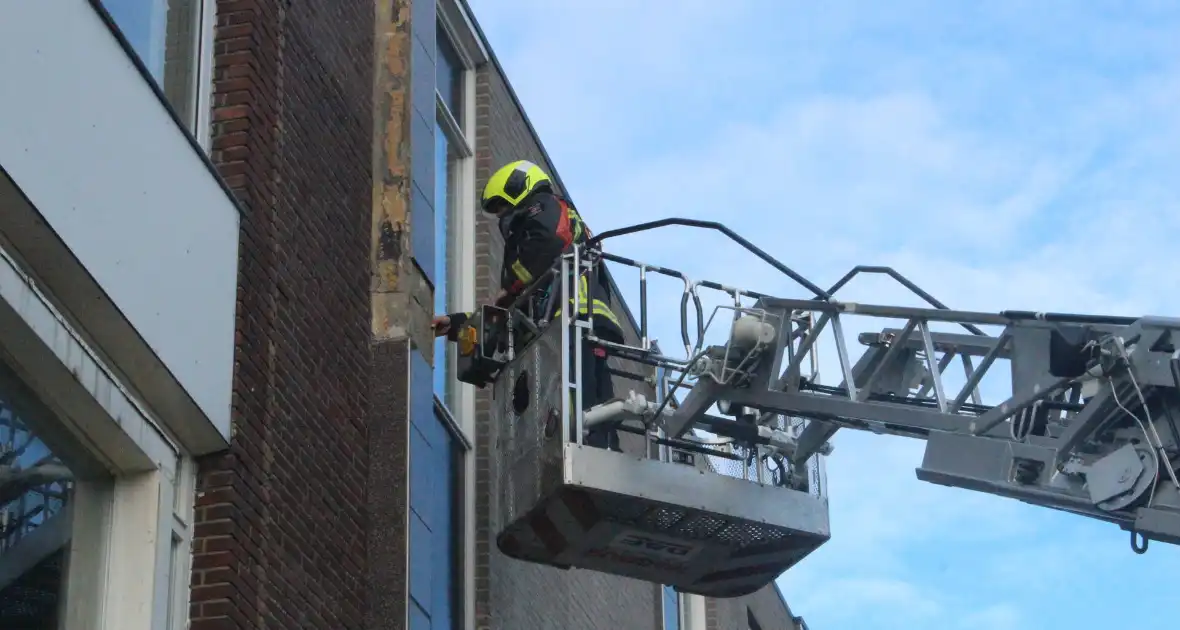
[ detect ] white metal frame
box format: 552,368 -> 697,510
434,3 -> 487,630
0,240 -> 197,630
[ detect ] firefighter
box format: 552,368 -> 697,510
432,160 -> 627,452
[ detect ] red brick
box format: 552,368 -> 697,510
190,618 -> 237,630
212,104 -> 250,122
192,583 -> 236,603
191,1 -> 373,629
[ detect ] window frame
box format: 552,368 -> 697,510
94,0 -> 217,150
432,2 -> 476,423
193,0 -> 217,150
431,0 -> 478,460
0,241 -> 197,630
430,4 -> 487,630
661,584 -> 683,630
432,121 -> 458,409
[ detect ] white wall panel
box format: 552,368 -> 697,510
0,0 -> 238,451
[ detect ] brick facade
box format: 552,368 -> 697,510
183,1 -> 799,629
190,2 -> 376,629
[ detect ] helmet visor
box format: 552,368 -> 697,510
483,197 -> 512,216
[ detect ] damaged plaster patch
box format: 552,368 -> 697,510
369,0 -> 433,355
377,218 -> 403,261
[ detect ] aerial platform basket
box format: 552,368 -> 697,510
472,214 -> 1180,585
489,321 -> 831,598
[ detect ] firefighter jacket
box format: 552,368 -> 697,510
447,191 -> 625,344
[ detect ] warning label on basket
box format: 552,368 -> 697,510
601,530 -> 704,564
584,548 -> 684,572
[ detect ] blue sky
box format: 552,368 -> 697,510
469,2 -> 1180,628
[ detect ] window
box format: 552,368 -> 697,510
98,0 -> 213,135
0,365 -> 195,630
418,4 -> 484,629
436,24 -> 464,123
165,457 -> 196,630
662,585 -> 682,630
0,396 -> 78,629
748,609 -> 763,630
432,13 -> 475,415
433,122 -> 456,408
408,398 -> 463,630
0,242 -> 199,630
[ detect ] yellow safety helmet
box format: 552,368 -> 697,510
481,160 -> 552,213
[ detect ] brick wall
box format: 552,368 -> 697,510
472,59 -> 663,630
190,2 -> 375,629
366,3 -> 443,630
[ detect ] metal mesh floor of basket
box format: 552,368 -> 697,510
495,445 -> 830,598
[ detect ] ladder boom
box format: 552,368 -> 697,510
573,220 -> 1180,554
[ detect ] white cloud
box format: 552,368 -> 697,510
468,1 -> 1180,628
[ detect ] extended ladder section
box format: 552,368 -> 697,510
476,218 -> 1180,598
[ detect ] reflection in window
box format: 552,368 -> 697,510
99,0 -> 205,129
432,124 -> 456,408
0,398 -> 74,629
436,24 -> 464,123
432,26 -> 468,413
662,585 -> 680,630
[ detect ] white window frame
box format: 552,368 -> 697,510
98,0 -> 217,149
662,585 -> 688,630
434,1 -> 478,434
0,242 -> 198,630
433,3 -> 486,629
682,594 -> 707,630
193,0 -> 217,150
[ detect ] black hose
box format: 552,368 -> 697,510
588,218 -> 831,299
693,289 -> 705,347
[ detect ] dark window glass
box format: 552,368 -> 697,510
436,26 -> 463,121
0,381 -> 75,627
